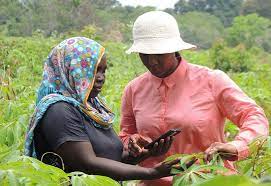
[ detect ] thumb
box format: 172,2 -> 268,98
138,136 -> 152,146
130,134 -> 140,142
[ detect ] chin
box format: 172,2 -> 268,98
89,92 -> 99,99
151,72 -> 164,78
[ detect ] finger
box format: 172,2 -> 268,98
163,136 -> 173,153
151,142 -> 159,155
207,146 -> 222,161
128,147 -> 137,154
138,136 -> 152,146
129,148 -> 139,154
128,150 -> 137,157
132,143 -> 142,152
161,137 -> 170,154
204,147 -> 215,162
204,143 -> 217,154
131,142 -> 143,153
140,148 -> 151,158
172,164 -> 184,171
169,136 -> 174,144
157,139 -> 165,153
158,137 -> 170,154
129,137 -> 138,149
167,158 -> 181,166
204,142 -> 223,161
141,148 -> 149,155
128,142 -> 132,149
129,136 -> 136,145
128,143 -> 141,155
186,158 -> 197,168
129,145 -> 142,157
206,149 -> 214,162
164,137 -> 171,147
129,135 -> 147,157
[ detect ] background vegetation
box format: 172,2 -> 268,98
0,0 -> 271,185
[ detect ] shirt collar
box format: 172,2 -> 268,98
149,59 -> 188,89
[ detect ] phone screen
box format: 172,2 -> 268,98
144,128 -> 181,149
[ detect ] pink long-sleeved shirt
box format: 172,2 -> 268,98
119,59 -> 269,186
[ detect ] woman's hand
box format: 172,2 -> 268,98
128,134 -> 150,157
128,134 -> 174,158
204,142 -> 238,162
149,158 -> 181,178
148,136 -> 174,157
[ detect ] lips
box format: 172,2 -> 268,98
150,68 -> 164,77
93,85 -> 103,92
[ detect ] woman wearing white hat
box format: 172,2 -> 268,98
119,11 -> 269,186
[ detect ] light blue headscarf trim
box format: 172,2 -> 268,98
24,93 -> 110,158
24,94 -> 80,157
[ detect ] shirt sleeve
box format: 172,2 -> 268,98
119,84 -> 138,149
40,102 -> 89,151
212,70 -> 269,160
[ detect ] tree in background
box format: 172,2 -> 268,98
241,0 -> 271,19
90,0 -> 120,9
173,0 -> 193,13
0,0 -> 109,36
211,40 -> 254,72
226,14 -> 271,52
175,12 -> 224,49
174,0 -> 243,26
0,0 -> 30,36
1,0 -> 271,49
0,0 -> 156,42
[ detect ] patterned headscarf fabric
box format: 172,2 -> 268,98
25,37 -> 114,157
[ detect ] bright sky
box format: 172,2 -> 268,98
117,0 -> 179,10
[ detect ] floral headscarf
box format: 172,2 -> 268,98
25,37 -> 114,157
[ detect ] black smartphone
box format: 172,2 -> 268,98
144,128 -> 181,149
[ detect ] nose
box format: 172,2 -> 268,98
95,72 -> 105,83
146,55 -> 159,67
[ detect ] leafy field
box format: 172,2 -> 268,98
0,36 -> 271,185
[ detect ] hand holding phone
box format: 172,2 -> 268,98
144,128 -> 181,149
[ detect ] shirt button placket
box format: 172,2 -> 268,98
159,82 -> 167,132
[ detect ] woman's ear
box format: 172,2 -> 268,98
175,52 -> 181,60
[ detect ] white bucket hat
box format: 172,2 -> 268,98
126,11 -> 196,54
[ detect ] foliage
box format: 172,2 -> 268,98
210,40 -> 254,72
0,36 -> 131,185
0,152 -> 120,185
175,12 -> 224,49
0,0 -> 155,43
195,175 -> 267,186
166,153 -> 228,186
174,0 -> 243,26
226,14 -> 271,52
166,136 -> 271,186
242,0 -> 271,20
1,0 -> 271,50
230,66 -> 271,125
61,24 -> 103,42
69,172 -> 120,186
0,0 -> 271,185
0,30 -> 271,185
236,136 -> 271,178
0,156 -> 70,185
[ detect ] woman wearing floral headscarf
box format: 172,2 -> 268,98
24,37 -> 182,181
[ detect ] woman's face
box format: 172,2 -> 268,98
89,55 -> 107,98
139,53 -> 178,78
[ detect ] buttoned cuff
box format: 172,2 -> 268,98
227,141 -> 249,161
